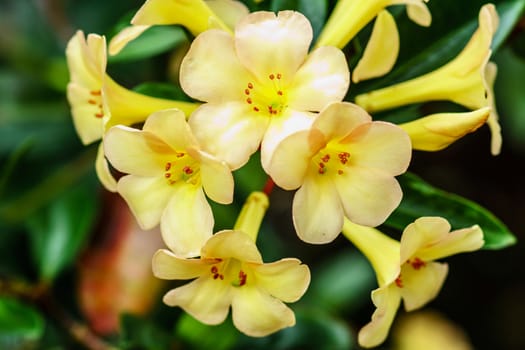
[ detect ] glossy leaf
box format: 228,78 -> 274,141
0,297 -> 44,349
109,26 -> 187,63
26,174 -> 100,281
386,172 -> 517,250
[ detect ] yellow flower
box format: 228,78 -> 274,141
314,0 -> 430,49
180,11 -> 350,170
65,30 -> 198,190
355,4 -> 501,154
152,192 -> 310,336
109,0 -> 249,55
399,107 -> 490,151
103,109 -> 234,257
343,217 -> 484,348
266,102 -> 411,243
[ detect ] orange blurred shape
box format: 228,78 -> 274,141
77,192 -> 165,335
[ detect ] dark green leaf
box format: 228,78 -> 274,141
271,0 -> 328,39
0,297 -> 44,349
386,172 -> 517,250
26,174 -> 100,281
109,26 -> 187,63
120,313 -> 174,350
133,81 -> 192,101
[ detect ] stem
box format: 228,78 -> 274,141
233,192 -> 269,242
262,177 -> 275,196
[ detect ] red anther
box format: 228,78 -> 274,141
244,89 -> 250,95
238,270 -> 247,286
165,163 -> 172,171
337,170 -> 344,175
395,276 -> 403,288
211,266 -> 218,274
248,82 -> 253,89
410,257 -> 426,270
246,98 -> 252,104
321,154 -> 330,163
88,99 -> 97,105
277,73 -> 282,79
164,173 -> 171,178
183,166 -> 193,175
277,90 -> 283,96
253,107 -> 260,112
95,113 -> 104,118
269,74 -> 275,80
90,90 -> 102,96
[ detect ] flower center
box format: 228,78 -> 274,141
209,259 -> 248,287
244,72 -> 288,116
395,257 -> 427,289
312,142 -> 351,176
87,89 -> 104,119
164,151 -> 200,186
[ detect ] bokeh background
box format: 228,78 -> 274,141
1,0 -> 525,349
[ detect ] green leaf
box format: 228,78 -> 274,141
271,0 -> 327,39
305,250 -> 376,314
133,81 -> 192,101
386,173 -> 517,250
0,297 -> 45,349
176,313 -> 239,350
109,26 -> 187,63
25,174 -> 100,281
120,313 -> 174,350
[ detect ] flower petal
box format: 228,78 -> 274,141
180,30 -> 253,103
201,230 -> 263,263
266,130 -> 321,190
358,284 -> 402,348
206,0 -> 249,29
335,166 -> 403,227
108,25 -> 150,55
163,277 -> 232,324
404,0 -> 432,27
400,216 -> 452,262
152,249 -> 207,279
104,125 -> 165,177
400,261 -> 448,311
292,176 -> 344,244
189,102 -> 268,170
353,10 -> 399,83
161,185 -> 213,257
416,225 -> 484,262
117,175 -> 172,230
252,258 -> 310,302
199,151 -> 234,204
234,11 -> 312,83
287,46 -> 350,111
142,109 -> 197,151
95,142 -> 117,192
67,83 -> 104,145
343,121 -> 411,175
231,286 -> 296,337
313,102 -> 371,141
261,109 -> 315,171
485,61 -> 502,155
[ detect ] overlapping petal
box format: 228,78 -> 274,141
161,185 -> 214,257
252,259 -> 310,302
232,286 -> 296,337
152,249 -> 208,279
201,230 -> 263,263
400,261 -> 448,311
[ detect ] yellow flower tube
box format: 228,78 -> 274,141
355,4 -> 498,113
400,107 -> 490,151
233,192 -> 270,242
314,0 -> 430,49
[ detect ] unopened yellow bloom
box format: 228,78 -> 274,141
152,192 -> 310,336
343,217 -> 484,348
104,109 -> 234,257
65,30 -> 198,190
109,0 -> 249,55
356,4 -> 501,154
314,0 -> 430,49
180,11 -> 350,170
400,107 -> 490,151
266,102 -> 411,243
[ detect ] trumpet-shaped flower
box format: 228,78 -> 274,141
103,109 -> 234,257
342,217 -> 484,348
152,192 -> 310,336
109,0 -> 248,55
266,102 -> 411,244
180,10 -> 350,170
66,30 -> 198,190
400,107 -> 490,151
314,0 -> 431,49
355,4 -> 501,154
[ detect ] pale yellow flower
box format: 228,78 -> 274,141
342,217 -> 484,348
356,4 -> 501,154
180,11 -> 350,170
103,109 -> 234,257
152,192 -> 310,336
65,30 -> 198,190
314,0 -> 430,49
109,0 -> 249,55
266,102 -> 411,243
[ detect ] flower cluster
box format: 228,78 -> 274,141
66,0 -> 498,346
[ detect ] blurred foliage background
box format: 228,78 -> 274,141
1,0 -> 525,349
